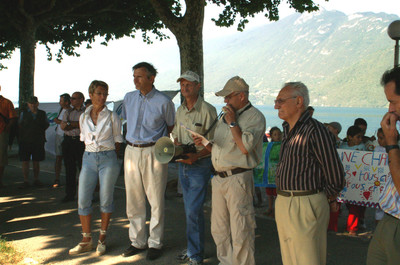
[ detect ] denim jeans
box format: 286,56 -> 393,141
78,151 -> 120,215
179,157 -> 212,262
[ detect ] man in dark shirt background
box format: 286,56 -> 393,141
18,96 -> 49,188
274,82 -> 345,265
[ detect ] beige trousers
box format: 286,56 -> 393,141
124,145 -> 168,249
275,192 -> 329,265
211,171 -> 256,265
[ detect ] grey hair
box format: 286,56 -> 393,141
284,82 -> 309,107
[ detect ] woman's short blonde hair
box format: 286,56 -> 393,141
88,80 -> 109,94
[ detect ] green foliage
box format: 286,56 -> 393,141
209,0 -> 320,31
0,0 -> 168,67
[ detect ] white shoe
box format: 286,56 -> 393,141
69,232 -> 93,255
96,229 -> 107,256
96,240 -> 106,256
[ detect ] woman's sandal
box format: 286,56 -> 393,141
69,232 -> 93,255
52,179 -> 60,188
96,229 -> 107,256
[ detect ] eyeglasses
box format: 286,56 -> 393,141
94,92 -> 109,97
224,92 -> 241,101
274,96 -> 297,105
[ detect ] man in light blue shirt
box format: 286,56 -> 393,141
121,62 -> 175,261
367,67 -> 400,265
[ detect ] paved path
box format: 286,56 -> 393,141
0,149 -> 372,264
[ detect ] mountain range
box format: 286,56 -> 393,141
174,9 -> 399,107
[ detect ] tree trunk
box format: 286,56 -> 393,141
19,21 -> 36,109
147,0 -> 205,98
174,22 -> 204,97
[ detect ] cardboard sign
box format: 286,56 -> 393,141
337,149 -> 389,208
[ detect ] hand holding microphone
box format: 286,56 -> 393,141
223,104 -> 236,124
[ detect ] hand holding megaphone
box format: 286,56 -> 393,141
155,137 -> 197,164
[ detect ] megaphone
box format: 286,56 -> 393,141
155,136 -> 196,164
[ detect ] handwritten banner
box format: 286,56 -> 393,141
337,149 -> 390,208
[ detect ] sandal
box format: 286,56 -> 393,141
96,229 -> 107,256
52,179 -> 60,188
69,232 -> 93,255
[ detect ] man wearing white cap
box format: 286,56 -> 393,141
194,76 -> 266,265
172,70 -> 217,265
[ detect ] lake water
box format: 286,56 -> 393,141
213,104 -> 388,139
31,100 -> 387,140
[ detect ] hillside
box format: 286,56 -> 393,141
198,9 -> 399,107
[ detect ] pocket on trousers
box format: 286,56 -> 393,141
238,203 -> 256,229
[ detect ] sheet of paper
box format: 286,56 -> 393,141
180,123 -> 209,146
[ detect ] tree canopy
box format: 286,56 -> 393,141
0,0 -> 167,105
0,0 -> 322,105
148,0 -> 321,96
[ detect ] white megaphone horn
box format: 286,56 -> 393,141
154,136 -> 197,164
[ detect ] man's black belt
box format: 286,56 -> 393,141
127,141 -> 155,148
64,135 -> 80,140
215,168 -> 252,178
276,189 -> 323,197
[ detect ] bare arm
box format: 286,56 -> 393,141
223,105 -> 248,155
167,125 -> 174,135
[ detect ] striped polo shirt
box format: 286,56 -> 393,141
276,110 -> 345,196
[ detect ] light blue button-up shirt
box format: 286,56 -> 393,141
122,87 -> 175,144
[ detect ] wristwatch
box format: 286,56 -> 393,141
386,145 -> 399,153
229,122 -> 237,128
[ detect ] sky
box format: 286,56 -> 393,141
0,0 -> 400,104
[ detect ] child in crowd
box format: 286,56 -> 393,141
374,128 -> 386,224
354,118 -> 376,150
340,125 -> 366,151
264,127 -> 282,217
340,125 -> 366,235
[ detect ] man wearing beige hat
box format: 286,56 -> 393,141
194,76 -> 266,265
172,70 -> 217,265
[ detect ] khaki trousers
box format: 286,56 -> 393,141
275,192 -> 329,265
367,213 -> 400,265
124,145 -> 168,249
211,171 -> 256,265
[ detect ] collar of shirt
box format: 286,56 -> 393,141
282,110 -> 311,137
139,86 -> 156,100
82,105 -> 109,125
73,106 -> 85,112
237,102 -> 252,115
182,96 -> 203,112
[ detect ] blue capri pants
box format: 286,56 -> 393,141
78,151 -> 120,215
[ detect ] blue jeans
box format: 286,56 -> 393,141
179,157 -> 212,262
78,151 -> 120,215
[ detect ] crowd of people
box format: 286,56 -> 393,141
1,64 -> 400,265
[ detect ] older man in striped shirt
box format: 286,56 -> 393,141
274,82 -> 345,265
